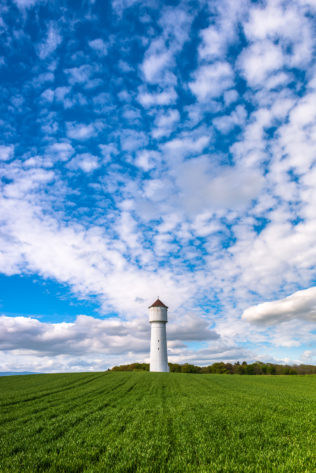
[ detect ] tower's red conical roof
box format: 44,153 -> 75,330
149,298 -> 168,309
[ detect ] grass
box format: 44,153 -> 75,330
0,372 -> 315,472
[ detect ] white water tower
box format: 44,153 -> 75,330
149,298 -> 169,372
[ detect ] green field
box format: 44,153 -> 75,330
0,372 -> 315,472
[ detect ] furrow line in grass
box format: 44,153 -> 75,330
0,373 -> 108,407
0,375 -> 133,431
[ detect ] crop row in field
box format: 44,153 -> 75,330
0,372 -> 315,472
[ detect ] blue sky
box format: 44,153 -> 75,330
0,0 -> 316,372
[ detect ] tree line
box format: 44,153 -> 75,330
110,361 -> 316,375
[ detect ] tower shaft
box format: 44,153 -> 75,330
150,322 -> 168,372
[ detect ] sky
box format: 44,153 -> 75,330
0,0 -> 316,373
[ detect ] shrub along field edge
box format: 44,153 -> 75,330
111,361 -> 316,374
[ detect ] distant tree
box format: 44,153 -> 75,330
111,363 -> 149,372
266,364 -> 276,375
212,362 -> 228,374
110,361 -> 316,375
181,363 -> 200,374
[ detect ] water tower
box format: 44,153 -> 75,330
149,298 -> 169,372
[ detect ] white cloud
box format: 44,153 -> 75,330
245,3 -> 296,41
238,40 -> 284,86
65,65 -> 93,84
189,62 -> 234,101
242,287 -> 316,325
0,312 -> 222,371
88,38 -> 108,55
140,6 -> 191,86
0,314 -> 148,356
99,143 -> 119,161
118,60 -> 133,73
173,158 -> 264,214
198,0 -> 247,61
46,142 -> 74,161
120,130 -> 148,152
66,122 -> 99,140
13,0 -> 42,9
163,135 -> 210,158
111,0 -> 140,16
168,313 -> 219,341
244,0 -> 313,67
32,72 -> 55,87
37,23 -> 62,60
54,86 -> 71,101
213,105 -> 247,134
152,109 -> 180,138
135,150 -> 161,171
68,153 -> 99,172
224,89 -> 238,106
138,87 -> 177,107
239,0 -> 314,89
142,47 -> 173,84
40,88 -> 54,102
0,145 -> 14,161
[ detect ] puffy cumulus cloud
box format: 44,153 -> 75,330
40,88 -> 54,103
275,91 -> 316,175
198,0 -> 247,61
88,38 -> 108,56
135,149 -> 161,171
171,159 -> 264,215
237,40 -> 284,86
242,287 -> 316,325
140,6 -> 191,86
13,0 -> 42,9
137,87 -> 177,107
0,312 -> 222,371
120,129 -> 148,152
67,153 -> 99,172
111,0 -> 141,17
239,0 -> 314,87
133,156 -> 264,223
168,314 -> 219,342
0,312 -> 219,355
163,134 -> 210,158
152,109 -> 180,139
213,105 -> 247,134
0,315 -> 148,356
137,5 -> 191,115
1,167 -> 54,200
54,86 -> 71,102
243,0 -> 313,67
189,62 -> 234,101
64,65 -> 95,85
37,23 -> 62,60
142,46 -> 173,85
66,122 -> 100,140
267,319 -> 316,348
0,144 -> 14,161
168,339 -> 255,366
46,142 -> 74,161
